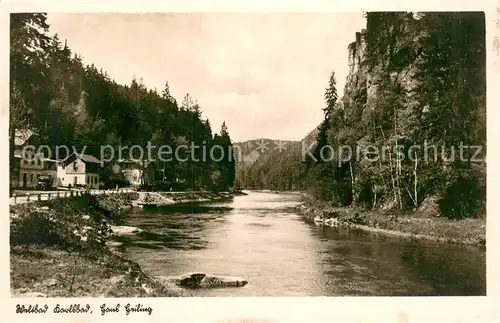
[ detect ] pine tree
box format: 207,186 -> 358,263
181,93 -> 194,111
10,13 -> 51,195
323,71 -> 338,116
161,81 -> 177,106
212,121 -> 235,191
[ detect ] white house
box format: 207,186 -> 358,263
118,158 -> 143,186
59,153 -> 102,188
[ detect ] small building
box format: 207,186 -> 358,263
12,129 -> 45,188
143,160 -> 157,184
43,158 -> 59,188
118,158 -> 144,186
60,153 -> 102,188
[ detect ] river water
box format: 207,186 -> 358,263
119,191 -> 486,296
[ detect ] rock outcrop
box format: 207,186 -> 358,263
163,273 -> 248,289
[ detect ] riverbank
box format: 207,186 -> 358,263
135,190 -> 244,207
297,196 -> 486,248
9,191 -> 239,297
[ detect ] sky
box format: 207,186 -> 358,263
46,13 -> 366,142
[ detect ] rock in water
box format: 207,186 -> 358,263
198,275 -> 248,288
109,225 -> 143,235
325,218 -> 339,226
165,273 -> 248,289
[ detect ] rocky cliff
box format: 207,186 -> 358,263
236,12 -> 486,219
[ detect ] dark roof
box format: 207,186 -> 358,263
118,158 -> 141,164
117,159 -> 144,170
44,158 -> 60,163
79,154 -> 101,164
63,152 -> 101,165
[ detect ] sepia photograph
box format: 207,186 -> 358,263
6,8 -> 489,305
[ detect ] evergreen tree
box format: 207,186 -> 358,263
212,122 -> 235,191
236,12 -> 485,218
161,81 -> 177,106
10,13 -> 51,195
9,13 -> 237,192
323,71 -> 338,116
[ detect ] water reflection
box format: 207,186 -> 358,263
120,192 -> 486,296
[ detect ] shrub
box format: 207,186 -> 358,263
438,169 -> 484,219
10,212 -> 77,247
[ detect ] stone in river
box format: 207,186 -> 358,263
163,272 -> 248,289
105,241 -> 124,247
109,225 -> 143,235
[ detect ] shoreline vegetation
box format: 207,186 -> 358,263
10,188 -> 484,298
295,193 -> 485,249
134,190 -> 243,207
234,13 -> 486,251
243,188 -> 484,248
10,191 -> 242,297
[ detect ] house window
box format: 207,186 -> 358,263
73,161 -> 78,171
23,159 -> 28,165
94,177 -> 98,184
37,159 -> 41,166
87,176 -> 89,184
31,159 -> 35,166
36,174 -> 40,182
30,173 -> 34,183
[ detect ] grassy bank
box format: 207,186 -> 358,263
157,191 -> 241,203
135,190 -> 244,207
10,193 -> 184,297
298,196 -> 486,248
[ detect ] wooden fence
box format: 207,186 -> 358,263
10,188 -> 135,205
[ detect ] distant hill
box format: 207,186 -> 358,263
233,128 -> 320,164
233,128 -> 321,190
232,138 -> 299,167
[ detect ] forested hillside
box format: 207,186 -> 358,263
233,139 -> 300,189
233,130 -> 321,190
9,13 -> 236,192
237,12 -> 486,219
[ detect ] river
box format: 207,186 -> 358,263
118,191 -> 486,296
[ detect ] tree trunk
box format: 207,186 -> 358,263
349,160 -> 355,205
9,126 -> 15,197
380,127 -> 398,208
394,106 -> 402,210
388,150 -> 398,207
413,149 -> 418,208
163,160 -> 167,182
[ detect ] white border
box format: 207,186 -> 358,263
0,1 -> 499,322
